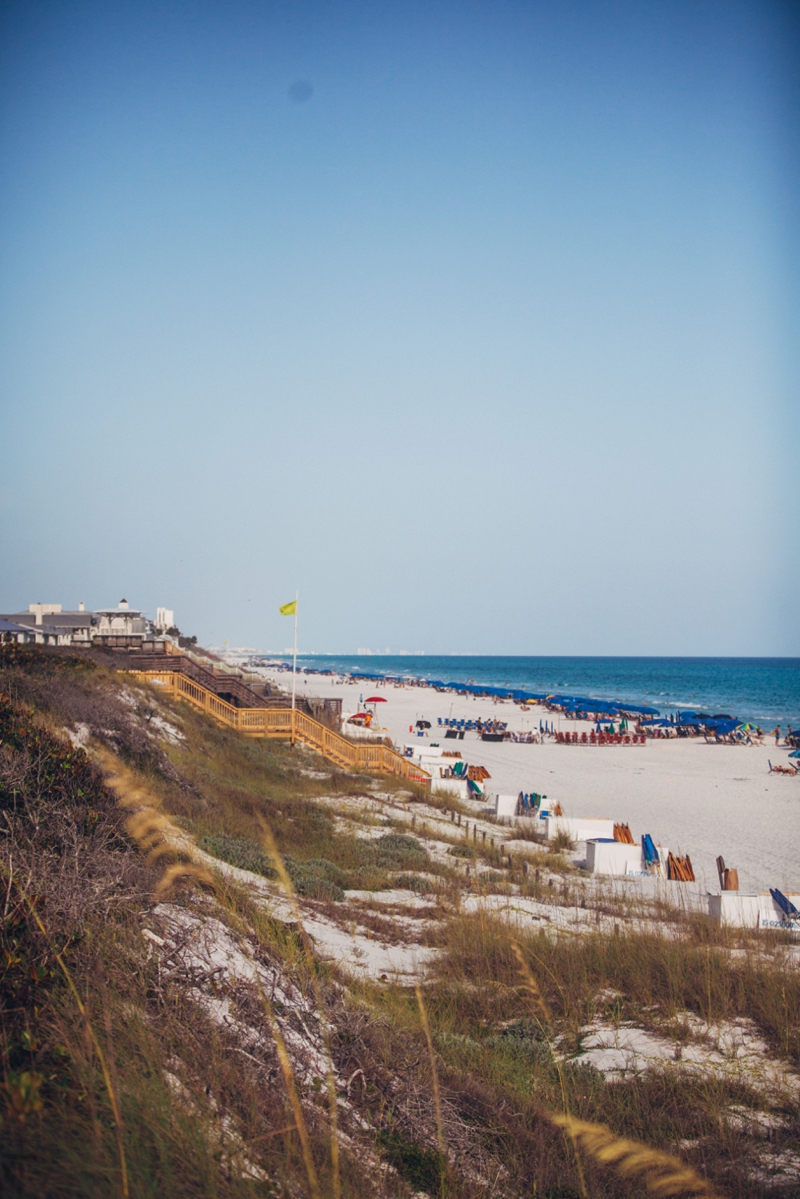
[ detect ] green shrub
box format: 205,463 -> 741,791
301,858 -> 349,888
284,856 -> 346,901
198,837 -> 346,899
485,1020 -> 553,1063
287,868 -> 344,902
394,873 -> 430,892
361,833 -> 428,870
378,1130 -> 444,1192
198,832 -> 275,878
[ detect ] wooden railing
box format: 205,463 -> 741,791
126,670 -> 431,786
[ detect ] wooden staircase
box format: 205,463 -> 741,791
127,668 -> 431,786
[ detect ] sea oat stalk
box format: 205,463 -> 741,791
550,1115 -> 722,1197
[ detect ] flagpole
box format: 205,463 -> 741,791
291,591 -> 298,745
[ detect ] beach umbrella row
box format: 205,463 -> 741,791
296,665 -> 666,721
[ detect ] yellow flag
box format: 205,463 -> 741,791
279,600 -> 297,616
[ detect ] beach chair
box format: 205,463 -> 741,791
589,731 -> 596,744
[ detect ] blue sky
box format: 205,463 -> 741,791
1,0 -> 797,654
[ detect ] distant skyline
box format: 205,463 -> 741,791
1,1 -> 798,655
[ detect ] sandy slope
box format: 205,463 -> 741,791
261,667 -> 799,894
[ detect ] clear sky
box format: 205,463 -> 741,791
1,0 -> 798,655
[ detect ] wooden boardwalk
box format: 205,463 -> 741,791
127,669 -> 431,786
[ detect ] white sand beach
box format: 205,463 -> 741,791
261,666 -> 798,895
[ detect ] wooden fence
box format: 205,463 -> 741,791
126,670 -> 431,785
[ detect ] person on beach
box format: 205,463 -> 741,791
774,726 -> 781,745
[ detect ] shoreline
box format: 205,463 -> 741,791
235,652 -> 800,731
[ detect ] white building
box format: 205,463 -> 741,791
27,602 -> 63,625
155,607 -> 175,631
94,599 -> 148,646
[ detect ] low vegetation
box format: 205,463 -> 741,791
1,645 -> 798,1198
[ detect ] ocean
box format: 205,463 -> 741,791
287,656 -> 800,730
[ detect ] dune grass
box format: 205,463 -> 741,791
340,904 -> 800,1195
3,646 -> 799,1198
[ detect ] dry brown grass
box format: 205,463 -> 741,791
96,747 -> 216,899
0,667 -> 387,1198
4,647 -> 796,1198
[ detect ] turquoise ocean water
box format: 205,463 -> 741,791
288,656 -> 800,730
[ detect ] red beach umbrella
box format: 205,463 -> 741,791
365,696 -> 387,703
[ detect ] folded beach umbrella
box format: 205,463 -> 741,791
770,888 -> 799,918
641,834 -> 660,865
